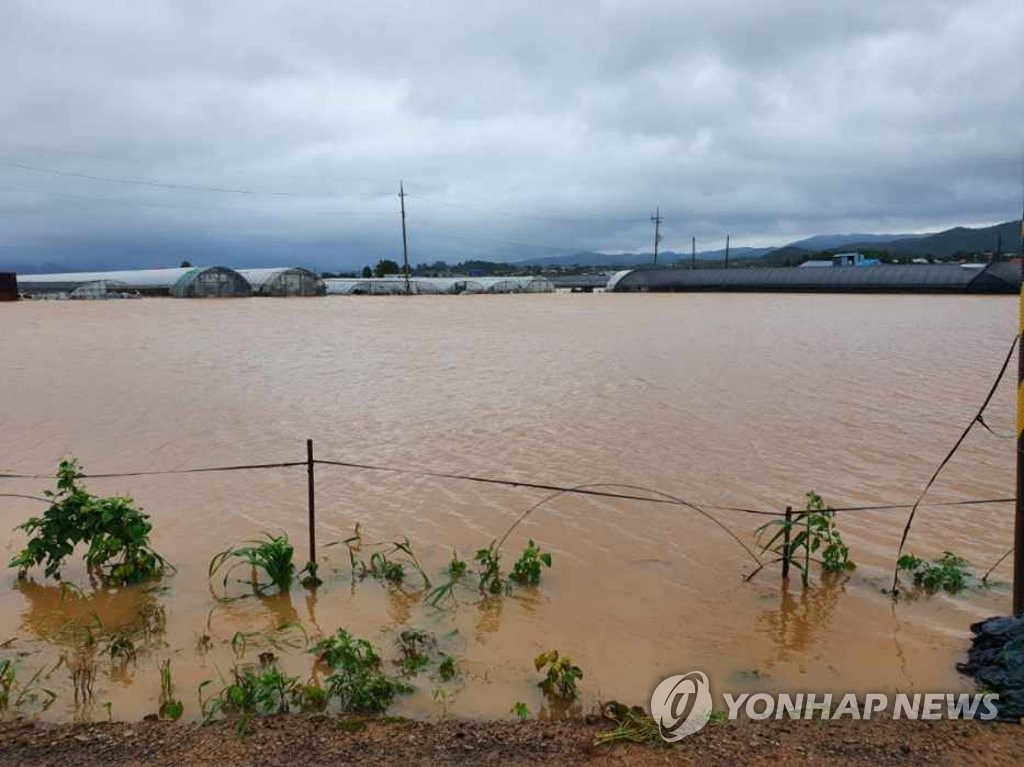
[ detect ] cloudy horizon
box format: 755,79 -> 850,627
1,0 -> 1022,272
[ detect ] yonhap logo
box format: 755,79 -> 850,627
650,671 -> 714,742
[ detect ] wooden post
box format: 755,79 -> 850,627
307,439 -> 316,568
782,506 -> 792,581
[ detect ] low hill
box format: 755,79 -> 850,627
843,220 -> 1019,259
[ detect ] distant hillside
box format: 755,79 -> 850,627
788,232 -> 928,251
515,247 -> 772,268
842,220 -> 1019,258
758,246 -> 816,266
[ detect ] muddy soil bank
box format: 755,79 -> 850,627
2,715 -> 1024,766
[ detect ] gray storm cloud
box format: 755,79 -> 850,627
0,0 -> 1021,270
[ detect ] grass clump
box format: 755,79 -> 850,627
209,532 -> 295,595
534,649 -> 582,703
200,657 -> 307,735
9,459 -> 168,585
0,658 -> 56,713
310,629 -> 411,713
898,551 -> 970,594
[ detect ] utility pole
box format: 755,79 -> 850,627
1015,202 -> 1024,615
399,181 -> 411,295
651,207 -> 662,266
724,235 -> 730,269
691,236 -> 696,270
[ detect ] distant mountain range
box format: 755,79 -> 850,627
514,220 -> 1020,269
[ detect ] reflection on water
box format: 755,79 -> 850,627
17,579 -> 166,650
756,576 -> 845,666
0,294 -> 1018,719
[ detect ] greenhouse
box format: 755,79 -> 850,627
323,275 -> 555,295
607,262 -> 1021,294
17,267 -> 253,298
237,267 -> 326,297
324,278 -> 439,295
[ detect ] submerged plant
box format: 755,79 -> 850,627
534,650 -> 582,702
209,532 -> 295,595
755,491 -> 854,585
310,629 -> 411,713
200,660 -> 299,735
475,542 -> 510,595
395,628 -> 437,677
0,659 -> 56,713
509,540 -> 552,586
438,654 -> 457,682
229,622 -> 308,659
9,458 -> 168,585
425,551 -> 470,608
158,659 -> 183,720
898,551 -> 970,594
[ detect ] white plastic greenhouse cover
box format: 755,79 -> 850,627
236,267 -> 326,296
19,267 -> 206,288
17,267 -> 252,297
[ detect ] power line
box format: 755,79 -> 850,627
0,160 -> 357,198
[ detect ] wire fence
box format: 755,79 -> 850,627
1,335 -> 1020,583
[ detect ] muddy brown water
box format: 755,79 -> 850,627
0,294 -> 1018,722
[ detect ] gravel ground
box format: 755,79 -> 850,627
2,716 -> 1024,766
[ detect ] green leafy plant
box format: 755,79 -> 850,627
755,491 -> 854,585
310,629 -> 411,713
511,701 -> 530,720
209,532 -> 295,595
200,659 -> 299,735
534,650 -> 582,702
158,659 -> 183,720
475,542 -> 510,595
509,540 -> 552,585
898,551 -> 969,594
9,459 -> 168,585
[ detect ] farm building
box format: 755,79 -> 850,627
16,267 -> 252,298
607,262 -> 1021,294
237,267 -> 325,296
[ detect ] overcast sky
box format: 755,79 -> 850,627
1,0 -> 1022,271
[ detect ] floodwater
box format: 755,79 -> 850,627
0,293 -> 1018,722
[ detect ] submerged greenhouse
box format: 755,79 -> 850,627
17,267 -> 253,298
607,262 -> 1022,294
323,275 -> 555,295
237,267 -> 326,297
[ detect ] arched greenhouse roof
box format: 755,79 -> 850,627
237,267 -> 326,296
17,267 -> 252,298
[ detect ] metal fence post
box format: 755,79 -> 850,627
782,506 -> 792,581
307,438 -> 316,569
